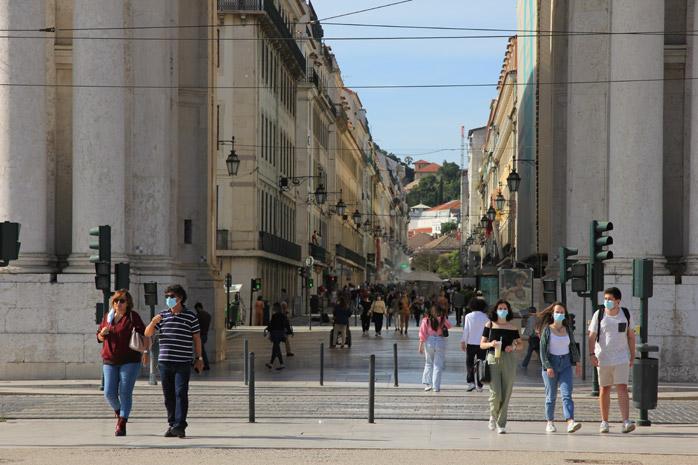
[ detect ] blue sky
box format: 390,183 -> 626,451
311,0 -> 516,166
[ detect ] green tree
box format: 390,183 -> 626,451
440,222 -> 458,235
436,251 -> 461,279
406,161 -> 461,207
411,251 -> 440,273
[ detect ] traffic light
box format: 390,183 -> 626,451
0,221 -> 21,267
306,277 -> 314,289
89,225 -> 111,263
298,267 -> 306,278
251,278 -> 262,291
570,263 -> 588,294
115,263 -> 130,290
143,282 -> 158,307
569,313 -> 576,333
559,247 -> 578,284
590,220 -> 613,290
542,279 -> 557,304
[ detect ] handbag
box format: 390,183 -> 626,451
128,313 -> 148,353
476,357 -> 491,384
441,316 -> 449,338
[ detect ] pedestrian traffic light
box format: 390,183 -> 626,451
115,263 -> 130,290
569,313 -> 576,333
94,261 -> 111,292
559,247 -> 578,284
570,263 -> 588,294
590,220 -> 613,290
0,221 -> 21,267
251,278 -> 261,291
298,267 -> 306,277
306,277 -> 314,289
89,225 -> 111,263
542,279 -> 557,304
144,282 -> 158,307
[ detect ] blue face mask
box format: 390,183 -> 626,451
165,296 -> 178,309
553,313 -> 566,323
497,309 -> 508,320
603,300 -> 614,310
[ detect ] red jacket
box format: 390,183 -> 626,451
97,310 -> 146,365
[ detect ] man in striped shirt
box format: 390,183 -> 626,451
145,284 -> 203,438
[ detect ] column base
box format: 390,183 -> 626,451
684,256 -> 698,275
0,253 -> 56,274
604,256 -> 669,276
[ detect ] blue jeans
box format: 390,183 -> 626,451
422,336 -> 446,390
103,362 -> 140,419
159,361 -> 192,429
542,353 -> 574,421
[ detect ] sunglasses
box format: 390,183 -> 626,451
164,294 -> 176,298
114,298 -> 127,304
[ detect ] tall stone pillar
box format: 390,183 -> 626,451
129,0 -> 174,262
69,0 -> 128,268
688,3 -> 698,274
0,1 -> 53,271
607,0 -> 665,273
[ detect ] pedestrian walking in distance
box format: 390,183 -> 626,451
588,287 -> 636,434
194,302 -> 211,371
520,306 -> 540,369
97,289 -> 148,436
538,302 -> 582,433
418,305 -> 452,393
332,295 -> 351,348
460,297 -> 489,392
264,302 -> 292,370
481,299 -> 521,434
360,294 -> 372,336
144,284 -> 203,438
369,294 -> 386,336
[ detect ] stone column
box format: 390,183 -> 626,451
128,0 -> 174,261
688,2 -> 698,274
607,0 -> 665,273
69,0 -> 127,268
0,1 -> 52,271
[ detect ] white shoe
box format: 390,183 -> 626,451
599,421 -> 610,433
567,421 -> 582,433
497,426 -> 506,434
488,417 -> 496,431
546,421 -> 556,433
622,420 -> 636,434
424,385 -> 432,392
476,385 -> 484,392
466,383 -> 476,392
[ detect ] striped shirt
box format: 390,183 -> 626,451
155,307 -> 200,363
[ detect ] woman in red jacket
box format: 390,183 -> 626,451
97,289 -> 147,436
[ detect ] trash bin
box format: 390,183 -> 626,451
632,357 -> 658,410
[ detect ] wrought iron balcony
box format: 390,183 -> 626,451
336,244 -> 366,268
259,231 -> 301,261
217,0 -> 306,75
309,242 -> 328,263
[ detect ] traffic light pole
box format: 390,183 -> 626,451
148,303 -> 157,385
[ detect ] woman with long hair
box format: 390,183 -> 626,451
97,289 -> 148,436
418,305 -> 453,392
537,302 -> 582,433
481,299 -> 521,434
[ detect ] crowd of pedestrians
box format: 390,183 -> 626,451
95,278 -> 637,438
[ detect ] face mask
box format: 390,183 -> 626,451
165,296 -> 178,309
553,313 -> 566,323
603,300 -> 614,310
497,309 -> 508,320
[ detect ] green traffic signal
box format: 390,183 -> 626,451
306,277 -> 314,289
559,246 -> 578,284
89,225 -> 111,264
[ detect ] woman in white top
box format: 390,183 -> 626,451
537,302 -> 582,433
460,297 -> 490,391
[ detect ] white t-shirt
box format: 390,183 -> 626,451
461,311 -> 490,346
588,308 -> 633,366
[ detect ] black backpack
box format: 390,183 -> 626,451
595,306 -> 630,342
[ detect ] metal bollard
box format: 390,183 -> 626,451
244,338 -> 249,386
368,354 -> 375,424
248,352 -> 255,423
393,343 -> 399,387
320,342 -> 324,386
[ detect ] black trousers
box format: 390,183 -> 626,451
373,313 -> 384,334
360,312 -> 371,332
455,308 -> 464,326
270,331 -> 285,365
466,344 -> 487,386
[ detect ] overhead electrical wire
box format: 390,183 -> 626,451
318,0 -> 415,22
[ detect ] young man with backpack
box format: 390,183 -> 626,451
588,287 -> 636,434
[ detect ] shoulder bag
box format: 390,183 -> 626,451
128,312 -> 148,353
441,317 -> 449,338
475,325 -> 492,384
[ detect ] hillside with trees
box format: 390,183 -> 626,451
406,161 -> 460,207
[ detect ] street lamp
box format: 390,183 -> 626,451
487,206 -> 496,222
495,191 -> 506,211
507,167 -> 521,193
314,184 -> 327,205
480,215 -> 489,228
335,198 -> 347,216
352,209 -> 362,224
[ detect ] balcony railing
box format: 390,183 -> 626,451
259,231 -> 301,261
336,244 -> 366,268
217,0 -> 306,74
309,242 -> 328,263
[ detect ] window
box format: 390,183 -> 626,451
184,219 -> 193,244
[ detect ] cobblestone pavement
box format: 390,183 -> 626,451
2,324 -> 695,424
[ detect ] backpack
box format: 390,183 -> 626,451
596,306 -> 630,342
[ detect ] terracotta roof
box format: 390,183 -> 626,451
408,227 -> 433,237
423,233 -> 460,252
407,232 -> 433,249
428,200 -> 461,211
415,162 -> 440,173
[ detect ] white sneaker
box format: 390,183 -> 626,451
567,421 -> 582,433
497,426 -> 506,434
622,420 -> 636,434
466,383 -> 476,392
546,421 -> 556,433
488,417 -> 496,431
599,421 -> 610,433
424,385 -> 432,392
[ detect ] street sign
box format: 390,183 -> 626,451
305,256 -> 315,268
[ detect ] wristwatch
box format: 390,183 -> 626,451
196,356 -> 203,361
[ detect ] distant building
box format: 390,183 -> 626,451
413,160 -> 441,181
408,200 -> 460,237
